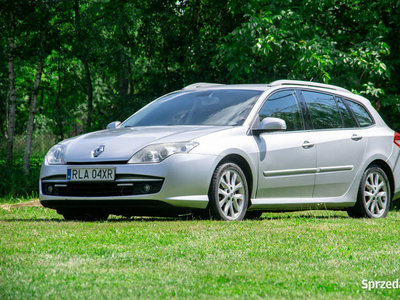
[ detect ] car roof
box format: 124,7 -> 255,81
182,82 -> 272,91
183,80 -> 351,93
181,80 -> 371,105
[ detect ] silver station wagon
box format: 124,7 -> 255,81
40,80 -> 400,221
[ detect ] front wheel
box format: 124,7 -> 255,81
347,165 -> 391,219
208,162 -> 249,221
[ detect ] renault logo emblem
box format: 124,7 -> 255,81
92,145 -> 105,157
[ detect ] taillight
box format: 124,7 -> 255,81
394,132 -> 400,148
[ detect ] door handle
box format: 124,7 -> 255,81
351,134 -> 363,141
302,141 -> 314,149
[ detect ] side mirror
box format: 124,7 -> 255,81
253,117 -> 286,136
106,121 -> 121,130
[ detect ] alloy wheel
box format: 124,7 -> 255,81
363,171 -> 388,218
218,169 -> 246,220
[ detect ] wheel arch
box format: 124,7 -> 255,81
217,154 -> 254,204
367,159 -> 395,203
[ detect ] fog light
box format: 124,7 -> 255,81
142,184 -> 152,193
47,184 -> 54,194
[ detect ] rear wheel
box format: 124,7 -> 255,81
347,165 -> 391,218
208,162 -> 249,221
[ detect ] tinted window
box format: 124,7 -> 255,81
337,97 -> 357,128
122,89 -> 263,127
302,91 -> 342,129
345,100 -> 374,127
258,90 -> 303,131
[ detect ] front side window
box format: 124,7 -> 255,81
122,89 -> 263,127
345,99 -> 374,127
258,90 -> 304,131
302,91 -> 342,130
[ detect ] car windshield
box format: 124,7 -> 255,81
122,89 -> 263,127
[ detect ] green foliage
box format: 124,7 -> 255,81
215,1 -> 391,85
0,156 -> 42,198
214,0 -> 400,124
2,0 -> 399,135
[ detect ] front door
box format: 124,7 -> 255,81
255,90 -> 317,199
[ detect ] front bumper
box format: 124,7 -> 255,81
40,153 -> 220,213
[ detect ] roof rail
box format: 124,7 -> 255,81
270,80 -> 351,93
182,82 -> 225,90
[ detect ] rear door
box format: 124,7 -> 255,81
299,90 -> 369,198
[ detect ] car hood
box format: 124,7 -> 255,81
63,126 -> 230,163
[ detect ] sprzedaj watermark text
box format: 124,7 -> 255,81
362,279 -> 399,291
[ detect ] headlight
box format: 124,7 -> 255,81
128,142 -> 199,164
46,144 -> 67,165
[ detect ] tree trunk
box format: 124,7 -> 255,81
6,11 -> 16,166
39,89 -> 44,114
74,0 -> 93,132
23,25 -> 46,176
83,58 -> 93,131
23,59 -> 44,175
56,51 -> 64,141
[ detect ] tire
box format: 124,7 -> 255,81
208,162 -> 249,221
347,165 -> 391,219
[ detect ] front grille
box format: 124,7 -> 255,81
42,180 -> 164,197
66,161 -> 127,165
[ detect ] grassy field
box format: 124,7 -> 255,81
0,203 -> 399,299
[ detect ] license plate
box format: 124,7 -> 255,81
67,168 -> 115,181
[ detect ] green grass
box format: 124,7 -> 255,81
1,205 -> 400,299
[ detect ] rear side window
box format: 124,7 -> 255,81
336,97 -> 357,128
302,91 -> 342,129
258,90 -> 304,131
345,100 -> 374,127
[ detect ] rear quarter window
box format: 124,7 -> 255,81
345,100 -> 375,127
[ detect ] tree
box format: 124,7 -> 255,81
73,0 -> 94,131
6,10 -> 16,165
213,0 -> 400,130
23,27 -> 46,175
2,0 -> 400,154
